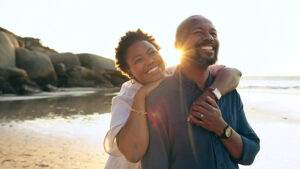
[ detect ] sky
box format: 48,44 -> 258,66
1,0 -> 299,76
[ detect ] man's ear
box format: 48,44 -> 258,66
175,41 -> 181,50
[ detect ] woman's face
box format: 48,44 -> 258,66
125,40 -> 165,85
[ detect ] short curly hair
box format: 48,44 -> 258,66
115,29 -> 161,77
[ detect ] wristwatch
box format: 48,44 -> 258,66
217,125 -> 232,139
212,88 -> 222,100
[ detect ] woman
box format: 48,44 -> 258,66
104,29 -> 241,169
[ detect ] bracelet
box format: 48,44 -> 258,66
130,108 -> 147,115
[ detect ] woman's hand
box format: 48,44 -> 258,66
137,77 -> 166,97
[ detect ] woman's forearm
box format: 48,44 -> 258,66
210,67 -> 242,96
116,91 -> 149,163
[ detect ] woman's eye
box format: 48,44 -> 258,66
134,58 -> 143,64
150,50 -> 158,55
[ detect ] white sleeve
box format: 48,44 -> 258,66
104,96 -> 131,156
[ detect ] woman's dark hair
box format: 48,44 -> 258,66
115,29 -> 161,77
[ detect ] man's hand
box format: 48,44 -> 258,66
187,95 -> 227,136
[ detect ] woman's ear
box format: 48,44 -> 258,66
125,68 -> 133,79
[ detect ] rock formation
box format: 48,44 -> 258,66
0,27 -> 128,95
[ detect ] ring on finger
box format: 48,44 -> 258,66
200,113 -> 204,118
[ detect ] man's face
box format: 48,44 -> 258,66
178,16 -> 219,67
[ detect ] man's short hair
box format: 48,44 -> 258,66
115,29 -> 161,77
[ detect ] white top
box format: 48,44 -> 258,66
103,65 -> 222,169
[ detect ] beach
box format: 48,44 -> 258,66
0,86 -> 300,169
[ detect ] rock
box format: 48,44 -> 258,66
15,48 -> 57,87
77,53 -> 128,85
18,84 -> 41,95
77,53 -> 116,73
104,70 -> 129,86
54,63 -> 68,87
0,67 -> 40,94
30,46 -> 57,56
0,77 -> 16,94
49,52 -> 81,69
42,84 -> 57,92
0,31 -> 16,68
66,66 -> 113,87
5,33 -> 20,48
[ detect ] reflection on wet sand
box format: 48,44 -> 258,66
0,88 -> 119,169
0,88 -> 119,121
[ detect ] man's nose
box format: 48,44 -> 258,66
202,33 -> 214,42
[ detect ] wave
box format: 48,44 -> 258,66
238,85 -> 300,90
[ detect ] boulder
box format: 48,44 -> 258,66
0,31 -> 16,68
77,53 -> 128,85
54,63 -> 68,87
66,66 -> 113,87
77,53 -> 116,73
5,32 -> 20,48
15,48 -> 57,87
50,52 -> 81,69
104,70 -> 129,86
0,67 -> 40,94
30,46 -> 57,56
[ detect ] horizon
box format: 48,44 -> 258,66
1,0 -> 300,77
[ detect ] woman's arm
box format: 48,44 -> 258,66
116,78 -> 165,163
187,66 -> 242,123
209,65 -> 242,96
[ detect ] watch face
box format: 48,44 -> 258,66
225,127 -> 232,138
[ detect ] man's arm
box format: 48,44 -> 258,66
230,91 -> 260,165
188,92 -> 260,165
141,96 -> 170,169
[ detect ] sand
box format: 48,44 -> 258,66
0,89 -> 299,169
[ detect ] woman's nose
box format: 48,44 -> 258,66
145,55 -> 154,64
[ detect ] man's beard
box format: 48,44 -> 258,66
194,49 -> 218,67
183,50 -> 218,69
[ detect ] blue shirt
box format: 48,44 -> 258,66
142,67 -> 260,169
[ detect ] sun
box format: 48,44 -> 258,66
160,48 -> 182,68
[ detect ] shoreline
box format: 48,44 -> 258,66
0,89 -> 299,169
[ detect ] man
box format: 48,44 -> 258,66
142,15 -> 260,169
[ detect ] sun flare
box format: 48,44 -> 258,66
160,48 -> 182,68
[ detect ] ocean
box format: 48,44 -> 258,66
239,76 -> 300,90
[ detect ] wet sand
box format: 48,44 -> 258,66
1,88 -> 300,169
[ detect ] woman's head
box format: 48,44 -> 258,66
115,29 -> 165,84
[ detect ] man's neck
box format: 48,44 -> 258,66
180,61 -> 209,90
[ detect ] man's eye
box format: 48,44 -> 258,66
210,32 -> 217,38
194,31 -> 203,35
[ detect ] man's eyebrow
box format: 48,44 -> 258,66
211,28 -> 217,32
193,27 -> 203,30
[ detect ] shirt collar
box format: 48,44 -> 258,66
130,78 -> 143,90
173,65 -> 215,91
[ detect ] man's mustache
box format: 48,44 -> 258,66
194,42 -> 215,48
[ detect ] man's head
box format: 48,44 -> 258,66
175,15 -> 219,68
